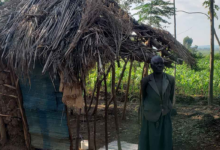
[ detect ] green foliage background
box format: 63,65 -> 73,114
86,54 -> 220,98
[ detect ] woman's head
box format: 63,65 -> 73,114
150,56 -> 164,74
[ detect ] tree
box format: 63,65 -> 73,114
203,0 -> 219,19
134,0 -> 174,28
183,36 -> 193,49
183,36 -> 202,58
208,0 -> 215,105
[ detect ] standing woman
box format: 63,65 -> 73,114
139,56 -> 175,150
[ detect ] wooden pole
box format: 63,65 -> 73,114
91,80 -> 102,116
87,79 -> 98,113
173,0 -> 177,106
111,62 -> 122,150
208,0 -> 214,105
11,72 -> 31,150
107,59 -> 128,108
122,60 -> 133,120
0,116 -> 7,146
115,59 -> 128,94
88,65 -> 111,113
104,65 -> 108,150
173,62 -> 177,106
174,0 -> 177,39
81,74 -> 91,149
93,63 -> 101,150
75,110 -> 81,150
66,106 -> 73,150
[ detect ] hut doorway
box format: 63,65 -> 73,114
19,64 -> 70,150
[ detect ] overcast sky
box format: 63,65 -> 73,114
130,0 -> 220,46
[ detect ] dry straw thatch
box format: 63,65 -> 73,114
0,0 -> 195,84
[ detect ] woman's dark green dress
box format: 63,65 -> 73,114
138,113 -> 173,150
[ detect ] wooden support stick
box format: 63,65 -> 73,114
173,62 -> 177,106
11,72 -> 31,150
122,60 -> 133,120
115,59 -> 128,94
107,58 -> 128,108
0,116 -> 7,146
81,73 -> 91,149
88,65 -> 111,113
104,65 -> 108,150
66,106 -> 73,150
91,79 -> 102,116
111,62 -> 122,150
87,79 -> 98,113
75,110 -> 81,150
107,97 -> 113,109
93,63 -> 101,150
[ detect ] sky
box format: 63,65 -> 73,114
130,0 -> 220,46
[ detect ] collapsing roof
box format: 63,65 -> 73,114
0,0 -> 195,83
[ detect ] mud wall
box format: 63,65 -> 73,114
0,64 -> 25,146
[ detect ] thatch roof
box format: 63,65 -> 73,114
0,0 -> 195,83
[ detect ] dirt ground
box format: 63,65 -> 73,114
1,95 -> 220,150
68,93 -> 220,150
82,94 -> 220,150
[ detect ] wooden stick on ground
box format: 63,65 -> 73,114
122,60 -> 133,120
104,65 -> 108,150
111,62 -> 122,150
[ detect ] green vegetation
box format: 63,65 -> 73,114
86,54 -> 220,98
134,0 -> 174,28
166,54 -> 220,97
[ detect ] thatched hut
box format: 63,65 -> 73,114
0,0 -> 195,150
